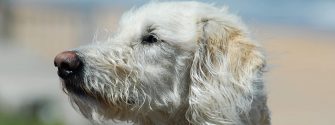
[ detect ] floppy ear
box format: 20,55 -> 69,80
186,17 -> 265,124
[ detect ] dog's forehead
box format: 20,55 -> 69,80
114,2 -> 217,51
120,2 -> 196,24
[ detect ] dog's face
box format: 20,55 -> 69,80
54,2 -> 265,124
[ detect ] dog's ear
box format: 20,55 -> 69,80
186,16 -> 265,124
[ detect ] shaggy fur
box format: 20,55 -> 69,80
57,1 -> 270,125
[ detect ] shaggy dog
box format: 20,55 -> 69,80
54,1 -> 270,125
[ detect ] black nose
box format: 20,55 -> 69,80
54,51 -> 82,79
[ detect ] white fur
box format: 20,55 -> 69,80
60,1 -> 270,125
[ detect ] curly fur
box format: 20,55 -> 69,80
57,1 -> 270,125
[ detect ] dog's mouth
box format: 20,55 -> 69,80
61,77 -> 135,103
61,78 -> 88,96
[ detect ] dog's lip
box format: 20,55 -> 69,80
57,69 -> 73,78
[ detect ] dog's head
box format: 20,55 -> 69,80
54,2 -> 265,124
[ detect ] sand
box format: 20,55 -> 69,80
253,25 -> 335,125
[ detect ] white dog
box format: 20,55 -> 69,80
54,1 -> 270,125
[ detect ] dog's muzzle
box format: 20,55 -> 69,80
54,51 -> 82,79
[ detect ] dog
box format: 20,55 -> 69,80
54,1 -> 270,125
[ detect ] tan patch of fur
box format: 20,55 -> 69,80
227,38 -> 264,81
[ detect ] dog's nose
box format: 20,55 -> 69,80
54,51 -> 82,79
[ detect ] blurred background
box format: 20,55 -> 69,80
0,0 -> 334,125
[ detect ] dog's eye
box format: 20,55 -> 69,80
142,34 -> 158,44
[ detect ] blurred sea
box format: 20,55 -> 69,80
18,0 -> 335,29
7,0 -> 335,31
225,0 -> 335,31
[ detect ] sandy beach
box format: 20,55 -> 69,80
254,25 -> 335,125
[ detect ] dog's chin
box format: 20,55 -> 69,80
62,81 -> 142,121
